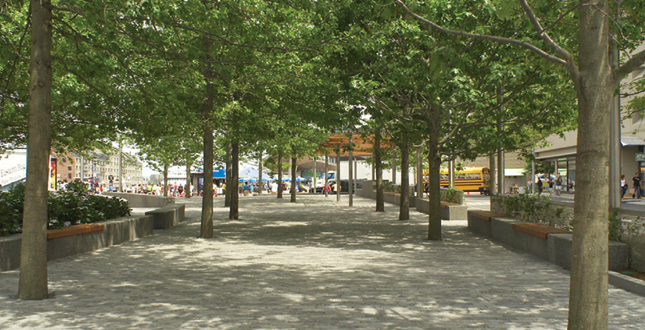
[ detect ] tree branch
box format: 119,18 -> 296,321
517,0 -> 575,62
394,0 -> 568,66
615,48 -> 645,83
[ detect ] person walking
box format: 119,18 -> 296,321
633,172 -> 642,199
621,174 -> 628,199
555,174 -> 563,196
536,177 -> 543,194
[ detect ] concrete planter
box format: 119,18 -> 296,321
0,215 -> 154,272
102,192 -> 175,208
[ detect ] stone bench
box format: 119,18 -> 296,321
440,201 -> 467,220
548,233 -> 629,272
484,218 -> 629,272
467,210 -> 504,237
415,199 -> 467,220
0,215 -> 154,272
383,192 -> 416,207
145,204 -> 186,229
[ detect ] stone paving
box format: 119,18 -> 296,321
1,195 -> 645,329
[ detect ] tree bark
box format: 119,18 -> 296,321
229,140 -> 239,220
277,150 -> 283,199
225,144 -> 232,207
290,145 -> 297,203
18,0 -> 53,300
399,133 -> 410,220
568,2 -> 613,327
375,127 -> 385,212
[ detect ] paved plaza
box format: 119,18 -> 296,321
1,195 -> 645,329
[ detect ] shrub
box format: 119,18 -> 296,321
0,182 -> 131,236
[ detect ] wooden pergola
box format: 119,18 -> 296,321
317,133 -> 393,157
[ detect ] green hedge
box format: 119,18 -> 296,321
0,181 -> 131,236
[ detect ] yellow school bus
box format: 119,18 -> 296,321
424,167 -> 491,195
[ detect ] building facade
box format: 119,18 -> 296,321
534,46 -> 645,192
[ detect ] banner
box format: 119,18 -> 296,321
49,157 -> 57,191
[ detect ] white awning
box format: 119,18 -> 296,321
621,135 -> 645,147
504,168 -> 525,177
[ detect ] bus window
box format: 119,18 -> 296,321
458,173 -> 466,179
474,173 -> 481,180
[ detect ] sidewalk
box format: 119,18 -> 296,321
1,195 -> 645,329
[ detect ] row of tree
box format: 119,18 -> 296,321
3,0 -> 645,328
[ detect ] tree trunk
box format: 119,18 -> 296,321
427,137 -> 441,241
229,141 -> 239,220
277,150 -> 283,198
375,127 -> 384,212
185,158 -> 191,199
18,0 -> 53,300
163,164 -> 169,197
290,145 -> 297,203
568,3 -> 613,327
199,34 -> 214,238
225,144 -> 232,207
399,133 -> 410,220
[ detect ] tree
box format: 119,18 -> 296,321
17,0 -> 53,300
395,0 -> 645,327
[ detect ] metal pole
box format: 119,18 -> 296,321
336,149 -> 341,201
118,141 -> 123,192
313,155 -> 316,195
324,152 -> 329,197
349,134 -> 353,207
497,87 -> 505,194
449,160 -> 455,188
392,149 -> 396,184
354,157 -> 357,192
416,147 -> 423,198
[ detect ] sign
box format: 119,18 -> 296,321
636,153 -> 645,162
49,157 -> 57,191
0,150 -> 27,186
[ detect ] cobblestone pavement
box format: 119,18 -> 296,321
1,195 -> 645,329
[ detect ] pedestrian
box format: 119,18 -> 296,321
243,182 -> 251,196
633,172 -> 642,199
621,174 -> 628,199
547,177 -> 554,195
555,174 -> 562,196
536,177 -> 543,194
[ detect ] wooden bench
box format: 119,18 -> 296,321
47,224 -> 105,240
511,223 -> 570,239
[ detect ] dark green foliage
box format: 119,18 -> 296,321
0,181 -> 131,236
